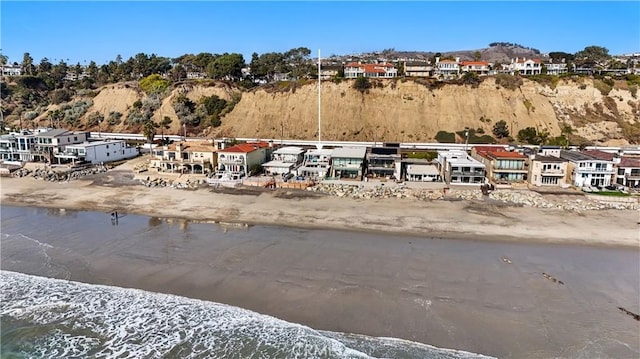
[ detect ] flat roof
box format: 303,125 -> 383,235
533,155 -> 566,163
560,150 -> 611,163
66,140 -> 127,148
37,129 -> 71,137
273,146 -> 305,155
262,160 -> 295,168
331,147 -> 367,158
305,148 -> 333,156
406,164 -> 439,176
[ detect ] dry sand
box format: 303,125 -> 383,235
1,164 -> 638,249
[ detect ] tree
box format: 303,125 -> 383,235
574,45 -> 610,66
22,52 -> 34,75
142,119 -> 159,143
0,54 -> 8,66
87,61 -> 99,79
207,53 -> 245,80
139,74 -> 170,95
353,76 -> 372,93
159,116 -> 172,144
37,58 -> 53,75
492,120 -> 510,139
473,51 -> 482,61
517,127 -> 548,145
548,51 -> 575,62
170,64 -> 186,81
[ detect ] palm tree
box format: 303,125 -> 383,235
159,116 -> 172,145
142,120 -> 158,143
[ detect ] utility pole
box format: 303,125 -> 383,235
464,128 -> 470,152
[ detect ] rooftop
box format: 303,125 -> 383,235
533,155 -> 567,163
219,142 -> 270,154
560,150 -> 612,163
273,146 -> 305,155
331,147 -> 367,158
619,156 -> 640,168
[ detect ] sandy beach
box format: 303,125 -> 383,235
1,159 -> 639,248
2,158 -> 640,357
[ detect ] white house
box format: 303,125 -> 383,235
460,61 -> 490,76
296,148 -> 332,179
510,57 -> 543,75
366,147 -> 402,180
560,150 -> 615,188
403,159 -> 440,182
437,150 -> 486,185
34,128 -> 89,163
435,57 -> 460,79
403,61 -> 432,77
216,142 -> 271,180
54,140 -> 139,164
545,59 -> 568,75
1,64 -> 22,76
343,62 -> 397,79
614,156 -> 640,189
261,146 -> 305,175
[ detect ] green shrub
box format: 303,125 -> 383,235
353,77 -> 371,93
494,74 -> 522,90
593,79 -> 612,96
629,85 -> 637,99
435,130 -> 456,143
107,111 -> 122,125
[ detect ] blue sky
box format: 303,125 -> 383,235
1,1 -> 639,65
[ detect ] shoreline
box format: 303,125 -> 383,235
1,170 -> 639,249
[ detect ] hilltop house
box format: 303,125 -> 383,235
151,141 -> 217,174
403,61 -> 433,77
545,59 -> 568,75
343,62 -> 397,79
319,64 -> 343,80
509,57 -> 543,75
1,64 -> 22,77
460,61 -> 491,76
434,57 -> 460,79
216,142 -> 271,180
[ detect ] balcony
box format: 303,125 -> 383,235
626,172 -> 640,180
576,167 -> 613,174
451,170 -> 485,176
541,169 -> 565,176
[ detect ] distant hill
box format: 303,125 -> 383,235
329,44 -> 547,64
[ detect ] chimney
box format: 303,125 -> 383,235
176,143 -> 182,152
512,58 -> 516,64
435,57 -> 440,64
455,57 -> 460,63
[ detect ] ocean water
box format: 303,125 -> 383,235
1,205 -> 638,358
0,271 -> 492,359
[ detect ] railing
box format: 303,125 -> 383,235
541,169 -> 565,175
626,173 -> 640,180
451,170 -> 485,176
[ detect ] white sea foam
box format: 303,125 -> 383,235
0,271 -> 494,359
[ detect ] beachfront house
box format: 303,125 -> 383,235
55,139 -> 139,165
437,150 -> 486,185
34,129 -> 89,163
402,158 -> 441,182
329,147 -> 367,180
216,142 -> 271,180
296,148 -> 332,180
151,141 -> 217,174
528,155 -> 569,187
261,146 -> 305,176
559,150 -> 615,188
614,156 -> 640,189
366,147 -> 401,180
471,146 -> 528,184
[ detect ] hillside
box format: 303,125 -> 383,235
15,76 -> 640,146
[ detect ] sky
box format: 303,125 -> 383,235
1,1 -> 639,66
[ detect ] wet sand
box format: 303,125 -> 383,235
1,205 -> 639,358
